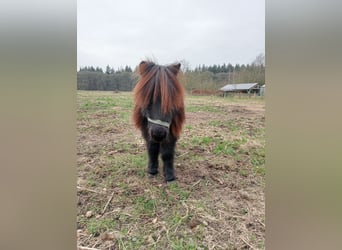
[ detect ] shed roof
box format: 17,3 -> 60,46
220,83 -> 259,92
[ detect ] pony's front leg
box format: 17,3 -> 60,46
160,139 -> 176,182
147,140 -> 160,175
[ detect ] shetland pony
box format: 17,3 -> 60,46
132,61 -> 185,181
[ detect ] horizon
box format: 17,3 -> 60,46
77,53 -> 265,72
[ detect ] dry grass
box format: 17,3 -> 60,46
77,91 -> 265,250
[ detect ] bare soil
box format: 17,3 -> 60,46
77,91 -> 265,250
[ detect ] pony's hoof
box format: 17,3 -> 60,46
148,168 -> 158,176
148,170 -> 158,178
165,176 -> 176,182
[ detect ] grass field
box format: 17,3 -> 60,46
77,91 -> 265,250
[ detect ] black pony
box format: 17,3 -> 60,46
132,61 -> 185,181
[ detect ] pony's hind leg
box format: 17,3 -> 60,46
147,140 -> 160,175
160,139 -> 176,181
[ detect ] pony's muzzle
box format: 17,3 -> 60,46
150,126 -> 168,142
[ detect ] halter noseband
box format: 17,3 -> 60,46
147,117 -> 170,129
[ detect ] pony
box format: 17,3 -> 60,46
132,61 -> 185,181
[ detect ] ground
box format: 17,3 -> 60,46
77,91 -> 265,250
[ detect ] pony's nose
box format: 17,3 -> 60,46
151,127 -> 167,142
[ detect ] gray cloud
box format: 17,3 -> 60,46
77,0 -> 264,70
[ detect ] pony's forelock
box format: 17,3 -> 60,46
133,61 -> 185,138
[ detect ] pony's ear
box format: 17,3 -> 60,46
139,61 -> 154,75
138,61 -> 147,75
168,63 -> 181,75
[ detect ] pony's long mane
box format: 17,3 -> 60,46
133,61 -> 185,138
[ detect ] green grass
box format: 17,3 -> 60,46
191,136 -> 213,146
168,182 -> 191,201
171,237 -> 198,250
212,138 -> 247,155
79,92 -> 133,112
86,176 -> 97,187
118,110 -> 131,121
213,142 -> 235,155
77,91 -> 265,249
239,169 -> 249,177
250,147 -> 266,175
85,218 -> 117,236
208,120 -> 239,131
186,105 -> 220,113
81,98 -> 115,111
185,125 -> 193,130
200,136 -> 212,145
134,195 -> 157,216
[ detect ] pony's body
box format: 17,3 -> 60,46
132,61 -> 185,181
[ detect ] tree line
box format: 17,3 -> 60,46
77,54 -> 265,92
77,65 -> 136,91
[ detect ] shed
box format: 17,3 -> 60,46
259,85 -> 265,96
219,83 -> 260,96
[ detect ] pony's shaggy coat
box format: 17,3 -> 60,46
132,61 -> 185,181
133,61 -> 185,138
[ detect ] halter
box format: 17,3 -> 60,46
147,117 -> 170,129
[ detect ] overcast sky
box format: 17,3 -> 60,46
77,0 -> 264,70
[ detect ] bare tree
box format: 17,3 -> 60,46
252,53 -> 265,66
179,59 -> 191,72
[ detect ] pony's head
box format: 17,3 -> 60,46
133,61 -> 185,142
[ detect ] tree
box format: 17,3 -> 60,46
179,59 -> 190,72
77,54 -> 265,92
95,67 -> 103,73
227,63 -> 234,72
124,65 -> 132,72
105,65 -> 111,74
252,53 -> 265,66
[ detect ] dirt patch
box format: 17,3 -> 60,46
77,91 -> 265,249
